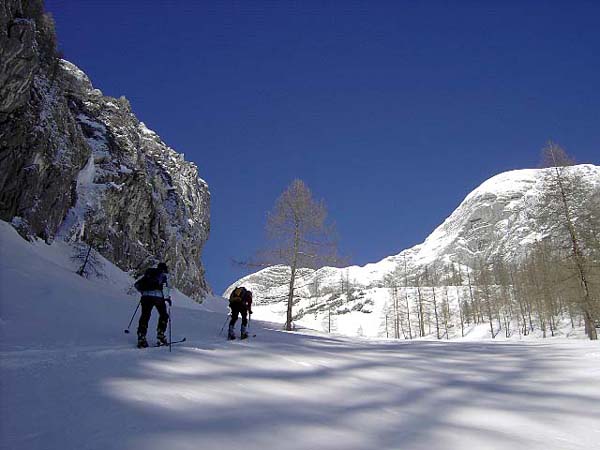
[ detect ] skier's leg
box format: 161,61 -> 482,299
156,299 -> 169,344
240,309 -> 248,339
228,305 -> 240,339
137,297 -> 152,347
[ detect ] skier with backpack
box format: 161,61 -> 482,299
134,262 -> 171,348
228,286 -> 253,340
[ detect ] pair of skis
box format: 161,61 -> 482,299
228,334 -> 256,341
157,337 -> 186,347
137,337 -> 186,349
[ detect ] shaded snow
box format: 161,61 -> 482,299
1,221 -> 600,450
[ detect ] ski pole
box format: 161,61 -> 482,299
219,315 -> 230,336
168,304 -> 172,353
124,300 -> 141,334
246,313 -> 256,338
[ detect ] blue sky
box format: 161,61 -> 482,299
46,1 -> 600,293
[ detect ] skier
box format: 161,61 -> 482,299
228,286 -> 253,340
134,262 -> 171,348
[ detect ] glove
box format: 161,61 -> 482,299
249,310 -> 253,315
165,297 -> 172,306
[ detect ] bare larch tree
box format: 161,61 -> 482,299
265,179 -> 340,331
539,142 -> 598,339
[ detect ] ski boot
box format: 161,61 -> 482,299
240,325 -> 248,340
157,330 -> 168,346
227,325 -> 236,341
137,333 -> 149,349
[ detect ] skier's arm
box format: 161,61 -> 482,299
162,274 -> 172,305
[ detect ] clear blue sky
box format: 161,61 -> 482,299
46,0 -> 600,294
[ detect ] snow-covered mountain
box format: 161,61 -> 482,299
225,164 -> 600,337
0,1 -> 210,298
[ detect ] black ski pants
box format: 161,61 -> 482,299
137,296 -> 169,337
229,303 -> 248,329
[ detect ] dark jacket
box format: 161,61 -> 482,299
139,269 -> 169,298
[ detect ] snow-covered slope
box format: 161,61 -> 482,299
225,165 -> 600,337
2,220 -> 600,450
0,220 -> 225,348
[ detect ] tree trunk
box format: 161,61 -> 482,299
77,245 -> 92,277
465,266 -> 477,324
554,167 -> 597,340
286,225 -> 300,331
432,284 -> 440,339
393,285 -> 399,339
416,282 -> 425,337
286,266 -> 296,331
404,256 -> 413,339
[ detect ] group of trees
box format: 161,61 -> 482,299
382,261 -> 462,340
381,240 -> 599,341
381,143 -> 599,340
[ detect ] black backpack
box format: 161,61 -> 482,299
230,286 -> 249,302
134,268 -> 163,292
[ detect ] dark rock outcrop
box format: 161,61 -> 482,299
0,0 -> 210,299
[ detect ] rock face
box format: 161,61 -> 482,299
0,1 -> 210,299
1,1 -> 88,240
225,165 -> 600,335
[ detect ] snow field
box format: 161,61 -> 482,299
1,221 -> 600,450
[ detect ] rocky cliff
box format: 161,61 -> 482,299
0,0 -> 210,298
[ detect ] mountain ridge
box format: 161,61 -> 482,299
225,164 -> 600,336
